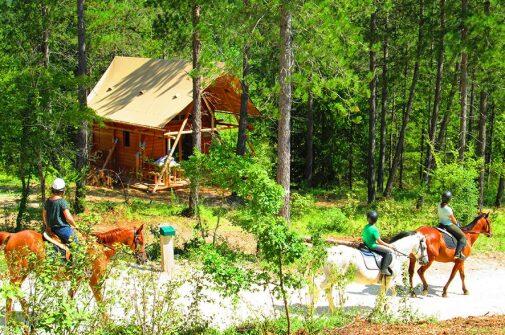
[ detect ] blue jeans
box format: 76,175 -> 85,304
52,226 -> 78,244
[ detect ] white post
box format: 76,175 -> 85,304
159,225 -> 176,274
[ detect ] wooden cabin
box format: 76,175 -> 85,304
87,56 -> 259,191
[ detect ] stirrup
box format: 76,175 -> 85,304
454,253 -> 466,261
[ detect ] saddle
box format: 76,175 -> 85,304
357,244 -> 383,271
42,231 -> 71,261
435,226 -> 457,249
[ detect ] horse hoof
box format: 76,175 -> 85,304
422,289 -> 428,296
442,292 -> 448,298
410,292 -> 417,298
464,290 -> 469,295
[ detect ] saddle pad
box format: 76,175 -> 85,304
359,248 -> 382,270
42,232 -> 70,260
435,227 -> 457,249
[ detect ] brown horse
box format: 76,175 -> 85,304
1,225 -> 147,320
409,213 -> 491,297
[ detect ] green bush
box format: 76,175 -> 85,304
290,192 -> 316,218
307,207 -> 348,234
430,160 -> 479,223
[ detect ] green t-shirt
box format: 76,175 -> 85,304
44,198 -> 70,230
362,223 -> 380,249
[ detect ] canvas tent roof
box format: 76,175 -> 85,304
87,56 -> 259,129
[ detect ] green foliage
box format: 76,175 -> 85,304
430,159 -> 480,223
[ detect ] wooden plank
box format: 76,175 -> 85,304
102,138 -> 118,169
153,112 -> 190,193
163,125 -> 235,137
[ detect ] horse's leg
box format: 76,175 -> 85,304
417,260 -> 433,295
408,255 -> 417,297
458,262 -> 469,295
442,262 -> 461,298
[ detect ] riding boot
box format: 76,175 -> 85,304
380,252 -> 393,275
454,242 -> 466,260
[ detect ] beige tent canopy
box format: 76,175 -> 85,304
87,56 -> 259,129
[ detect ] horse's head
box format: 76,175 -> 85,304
478,212 -> 492,237
131,224 -> 147,264
415,233 -> 429,265
464,213 -> 492,237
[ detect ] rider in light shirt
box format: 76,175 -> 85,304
362,210 -> 396,276
438,191 -> 466,260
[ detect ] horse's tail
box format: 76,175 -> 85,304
388,230 -> 416,243
0,231 -> 11,246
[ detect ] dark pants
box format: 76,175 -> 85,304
370,245 -> 393,274
442,224 -> 467,256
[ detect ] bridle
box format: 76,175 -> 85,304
462,217 -> 492,237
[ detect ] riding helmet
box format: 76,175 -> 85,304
441,190 -> 452,203
367,210 -> 379,224
51,178 -> 66,191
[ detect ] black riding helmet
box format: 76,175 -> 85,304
367,210 -> 379,224
442,190 -> 452,203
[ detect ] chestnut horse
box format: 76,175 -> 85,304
0,225 -> 147,321
409,213 -> 491,297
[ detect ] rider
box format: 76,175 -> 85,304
362,210 -> 396,276
438,191 -> 466,260
42,178 -> 78,245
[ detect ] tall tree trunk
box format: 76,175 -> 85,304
16,176 -> 31,231
367,10 -> 378,204
377,14 -> 388,195
188,3 -> 202,216
424,0 -> 445,185
458,0 -> 469,161
236,1 -> 250,156
467,81 -> 475,144
75,0 -> 88,213
436,62 -> 459,153
496,165 -> 504,207
39,2 -> 50,204
305,89 -> 314,185
347,120 -> 354,189
384,0 -> 425,197
277,1 -> 292,220
485,104 -> 495,180
477,92 -> 487,210
236,47 -> 249,156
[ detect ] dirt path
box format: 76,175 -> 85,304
329,315 -> 505,335
96,254 -> 505,330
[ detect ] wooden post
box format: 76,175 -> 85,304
102,137 -> 118,170
159,225 -> 176,274
152,112 -> 189,193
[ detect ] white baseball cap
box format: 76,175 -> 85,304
51,178 -> 66,191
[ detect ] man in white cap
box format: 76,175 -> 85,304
42,178 -> 78,244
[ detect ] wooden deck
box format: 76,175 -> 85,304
130,179 -> 190,193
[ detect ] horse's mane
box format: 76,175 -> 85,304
388,230 -> 416,243
462,214 -> 486,232
93,228 -> 130,244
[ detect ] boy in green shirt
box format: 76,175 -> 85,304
362,210 -> 396,276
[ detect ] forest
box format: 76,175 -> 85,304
0,0 -> 504,334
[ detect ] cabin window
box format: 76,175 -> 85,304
123,131 -> 130,147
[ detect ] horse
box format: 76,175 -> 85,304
408,213 -> 492,297
0,225 -> 147,321
319,231 -> 429,312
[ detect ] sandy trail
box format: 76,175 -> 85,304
8,254 -> 505,330
103,254 -> 505,329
